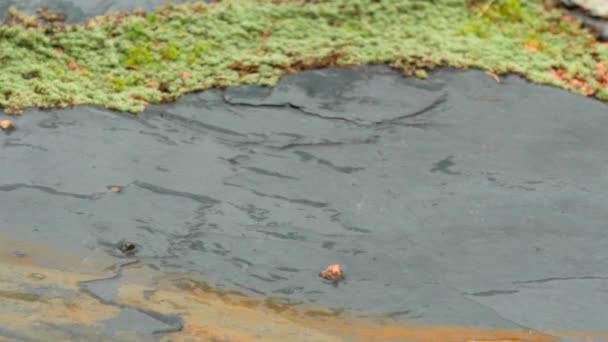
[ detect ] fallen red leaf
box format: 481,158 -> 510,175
594,62 -> 608,87
551,68 -> 595,96
569,78 -> 595,96
182,72 -> 191,80
552,68 -> 566,81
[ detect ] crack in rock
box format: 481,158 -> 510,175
232,137 -> 375,151
222,92 -> 365,126
373,92 -> 447,127
462,289 -> 520,297
133,181 -> 220,207
461,294 -> 560,340
293,150 -> 365,174
0,183 -> 101,200
79,258 -> 184,335
437,280 -> 560,340
3,138 -> 49,152
159,110 -> 247,137
430,156 -> 460,175
223,182 -> 328,208
272,135 -> 379,151
513,275 -> 608,284
242,166 -> 299,180
222,91 -> 447,129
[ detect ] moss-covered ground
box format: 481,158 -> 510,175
0,0 -> 606,114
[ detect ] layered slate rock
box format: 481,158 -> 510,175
2,68 -> 608,335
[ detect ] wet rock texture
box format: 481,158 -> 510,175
561,0 -> 608,40
563,0 -> 608,18
0,0 -> 195,24
2,67 -> 608,338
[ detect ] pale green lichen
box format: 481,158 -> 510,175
0,0 -> 606,114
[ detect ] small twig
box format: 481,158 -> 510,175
478,0 -> 496,17
485,70 -> 500,83
256,30 -> 270,56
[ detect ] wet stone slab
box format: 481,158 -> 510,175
0,0 -> 196,23
223,67 -> 446,125
2,67 -> 608,336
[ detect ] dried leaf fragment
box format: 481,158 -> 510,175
551,68 -> 595,96
4,107 -> 23,115
561,15 -> 577,23
522,40 -> 543,52
485,71 -> 500,83
320,264 -> 343,280
256,30 -> 270,56
0,120 -> 14,130
568,78 -> 595,96
37,7 -> 66,23
594,62 -> 608,87
129,95 -> 149,105
68,60 -> 84,74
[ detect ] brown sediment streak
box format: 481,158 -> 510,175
0,234 -> 117,275
0,235 -> 124,339
120,272 -> 607,342
0,254 -> 120,339
1,236 -> 607,341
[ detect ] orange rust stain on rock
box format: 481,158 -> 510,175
0,256 -> 120,339
118,269 -> 608,342
179,323 -> 264,342
0,235 -> 116,275
1,236 -> 608,342
112,271 -> 570,342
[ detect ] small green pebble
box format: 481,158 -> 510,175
415,69 -> 428,79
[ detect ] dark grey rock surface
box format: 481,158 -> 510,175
561,0 -> 608,18
2,66 -> 608,337
561,0 -> 608,40
1,0 -> 607,339
0,0 -> 195,23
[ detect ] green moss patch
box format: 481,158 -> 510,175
0,0 -> 606,114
